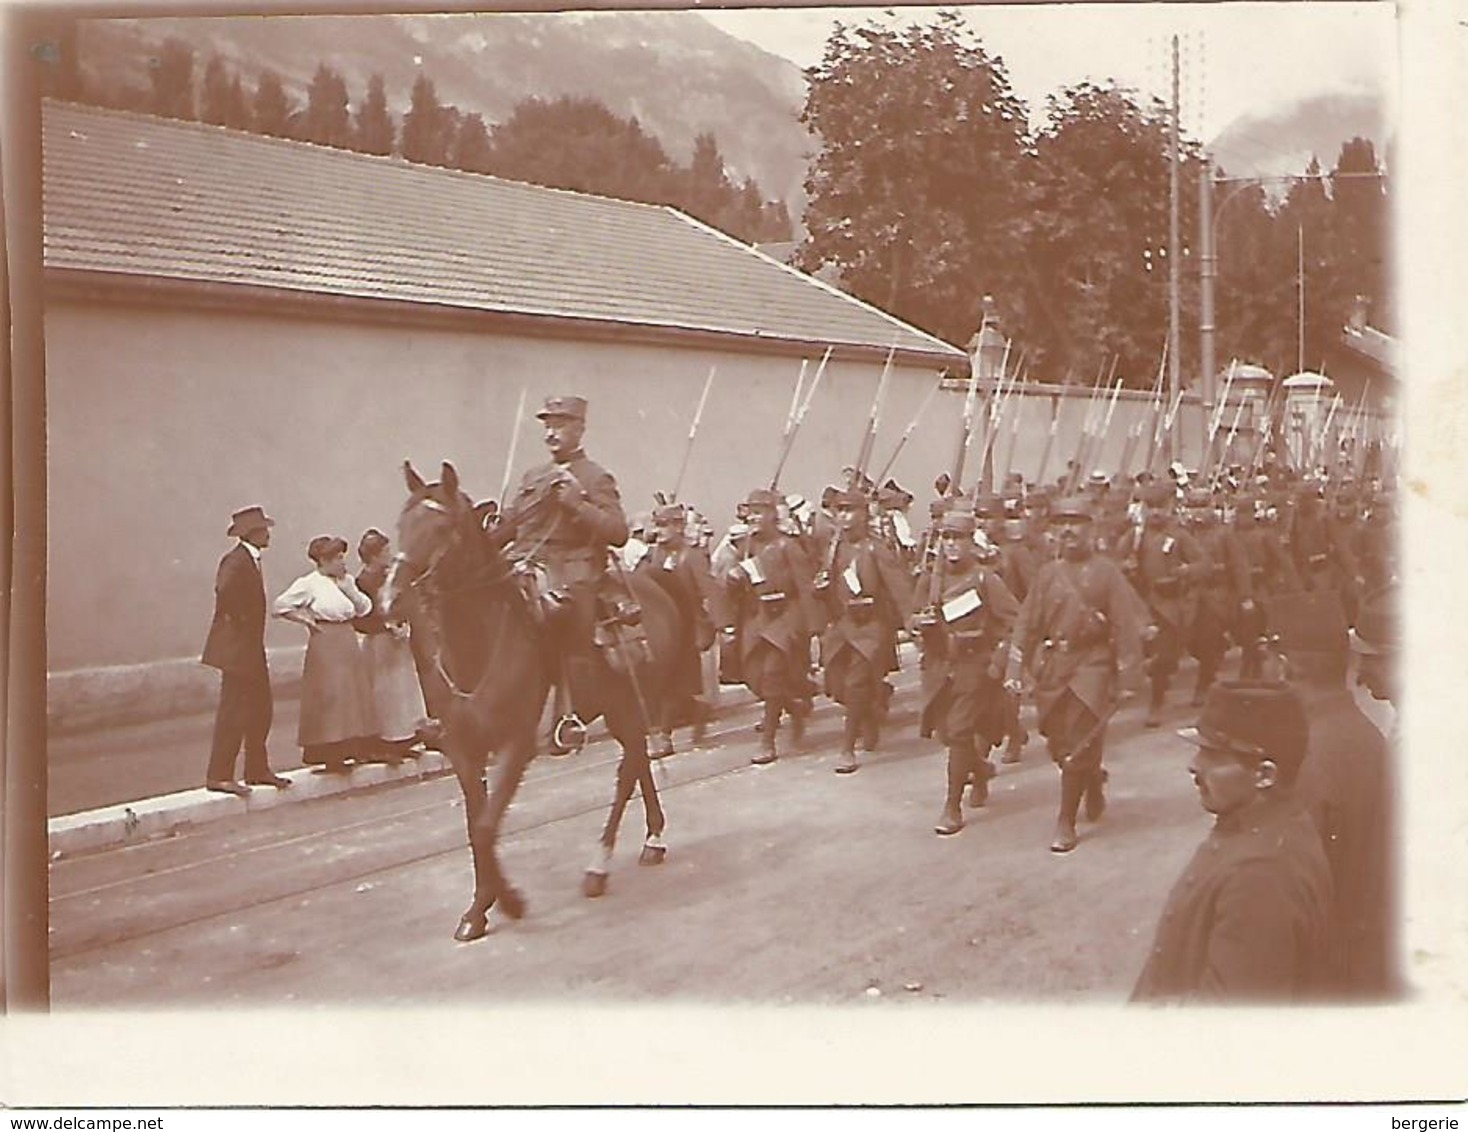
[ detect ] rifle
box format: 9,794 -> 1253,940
997,361 -> 1027,488
817,350 -> 892,587
972,337 -> 1014,495
770,347 -> 832,490
950,343 -> 984,497
498,387 -> 529,505
1064,359 -> 1112,495
1034,392 -> 1062,488
875,371 -> 944,484
1119,353 -> 1166,481
853,346 -> 896,481
671,366 -> 717,502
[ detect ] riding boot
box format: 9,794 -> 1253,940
935,745 -> 970,835
1145,676 -> 1167,728
1051,768 -> 1086,853
836,708 -> 861,774
751,700 -> 780,765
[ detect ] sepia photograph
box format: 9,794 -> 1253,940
2,0 -> 1465,1113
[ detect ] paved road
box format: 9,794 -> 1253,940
49,671 -> 1217,1011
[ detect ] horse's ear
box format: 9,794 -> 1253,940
441,461 -> 460,499
404,461 -> 427,494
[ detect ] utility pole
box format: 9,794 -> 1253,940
1199,157 -> 1216,460
1168,34 -> 1182,465
1297,223 -> 1306,376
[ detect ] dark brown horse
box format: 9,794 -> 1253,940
382,461 -> 680,941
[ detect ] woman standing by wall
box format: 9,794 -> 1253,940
274,535 -> 374,772
354,528 -> 430,765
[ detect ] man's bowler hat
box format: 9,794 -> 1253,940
227,505 -> 275,538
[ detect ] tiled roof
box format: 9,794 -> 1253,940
42,101 -> 963,363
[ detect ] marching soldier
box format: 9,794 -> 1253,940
913,509 -> 1020,835
977,494 -> 1033,764
636,500 -> 717,757
1325,487 -> 1369,625
1178,487 -> 1242,705
813,488 -> 915,774
1008,497 -> 1146,853
721,487 -> 821,765
1114,482 -> 1205,726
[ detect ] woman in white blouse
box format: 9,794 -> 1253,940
274,535 -> 374,772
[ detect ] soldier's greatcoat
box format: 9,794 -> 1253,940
1132,793 -> 1333,1003
1013,553 -> 1146,725
915,560 -> 1020,746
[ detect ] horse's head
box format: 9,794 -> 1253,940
381,460 -> 472,618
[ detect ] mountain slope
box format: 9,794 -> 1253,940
75,11 -> 813,212
1210,88 -> 1391,181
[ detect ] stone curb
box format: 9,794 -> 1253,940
47,751 -> 455,859
47,645 -> 931,860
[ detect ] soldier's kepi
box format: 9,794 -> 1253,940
492,394 -> 632,753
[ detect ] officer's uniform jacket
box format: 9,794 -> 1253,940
816,533 -> 914,668
723,528 -> 822,661
503,449 -> 629,587
1013,552 -> 1146,721
1131,793 -> 1333,1003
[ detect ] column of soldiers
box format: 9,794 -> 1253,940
482,393 -> 1399,1001
651,457 -> 1397,856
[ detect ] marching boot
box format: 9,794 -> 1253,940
751,700 -> 780,765
789,697 -> 811,746
967,752 -> 994,808
862,702 -> 881,754
1083,766 -> 1108,822
1050,768 -> 1086,853
1191,661 -> 1217,707
835,709 -> 861,774
1144,677 -> 1167,728
934,747 -> 969,835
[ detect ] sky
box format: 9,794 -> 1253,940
700,2 -> 1396,142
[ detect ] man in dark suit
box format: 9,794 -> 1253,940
202,505 -> 290,796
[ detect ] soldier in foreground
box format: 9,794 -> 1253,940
1269,591 -> 1400,1000
1132,681 -> 1332,1004
1008,497 -> 1146,853
913,509 -> 1020,834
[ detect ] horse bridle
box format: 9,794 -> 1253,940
395,487 -> 561,700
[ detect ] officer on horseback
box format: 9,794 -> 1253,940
494,395 -> 633,748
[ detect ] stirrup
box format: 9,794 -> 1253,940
551,713 -> 588,755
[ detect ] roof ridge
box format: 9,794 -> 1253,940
667,206 -> 961,359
